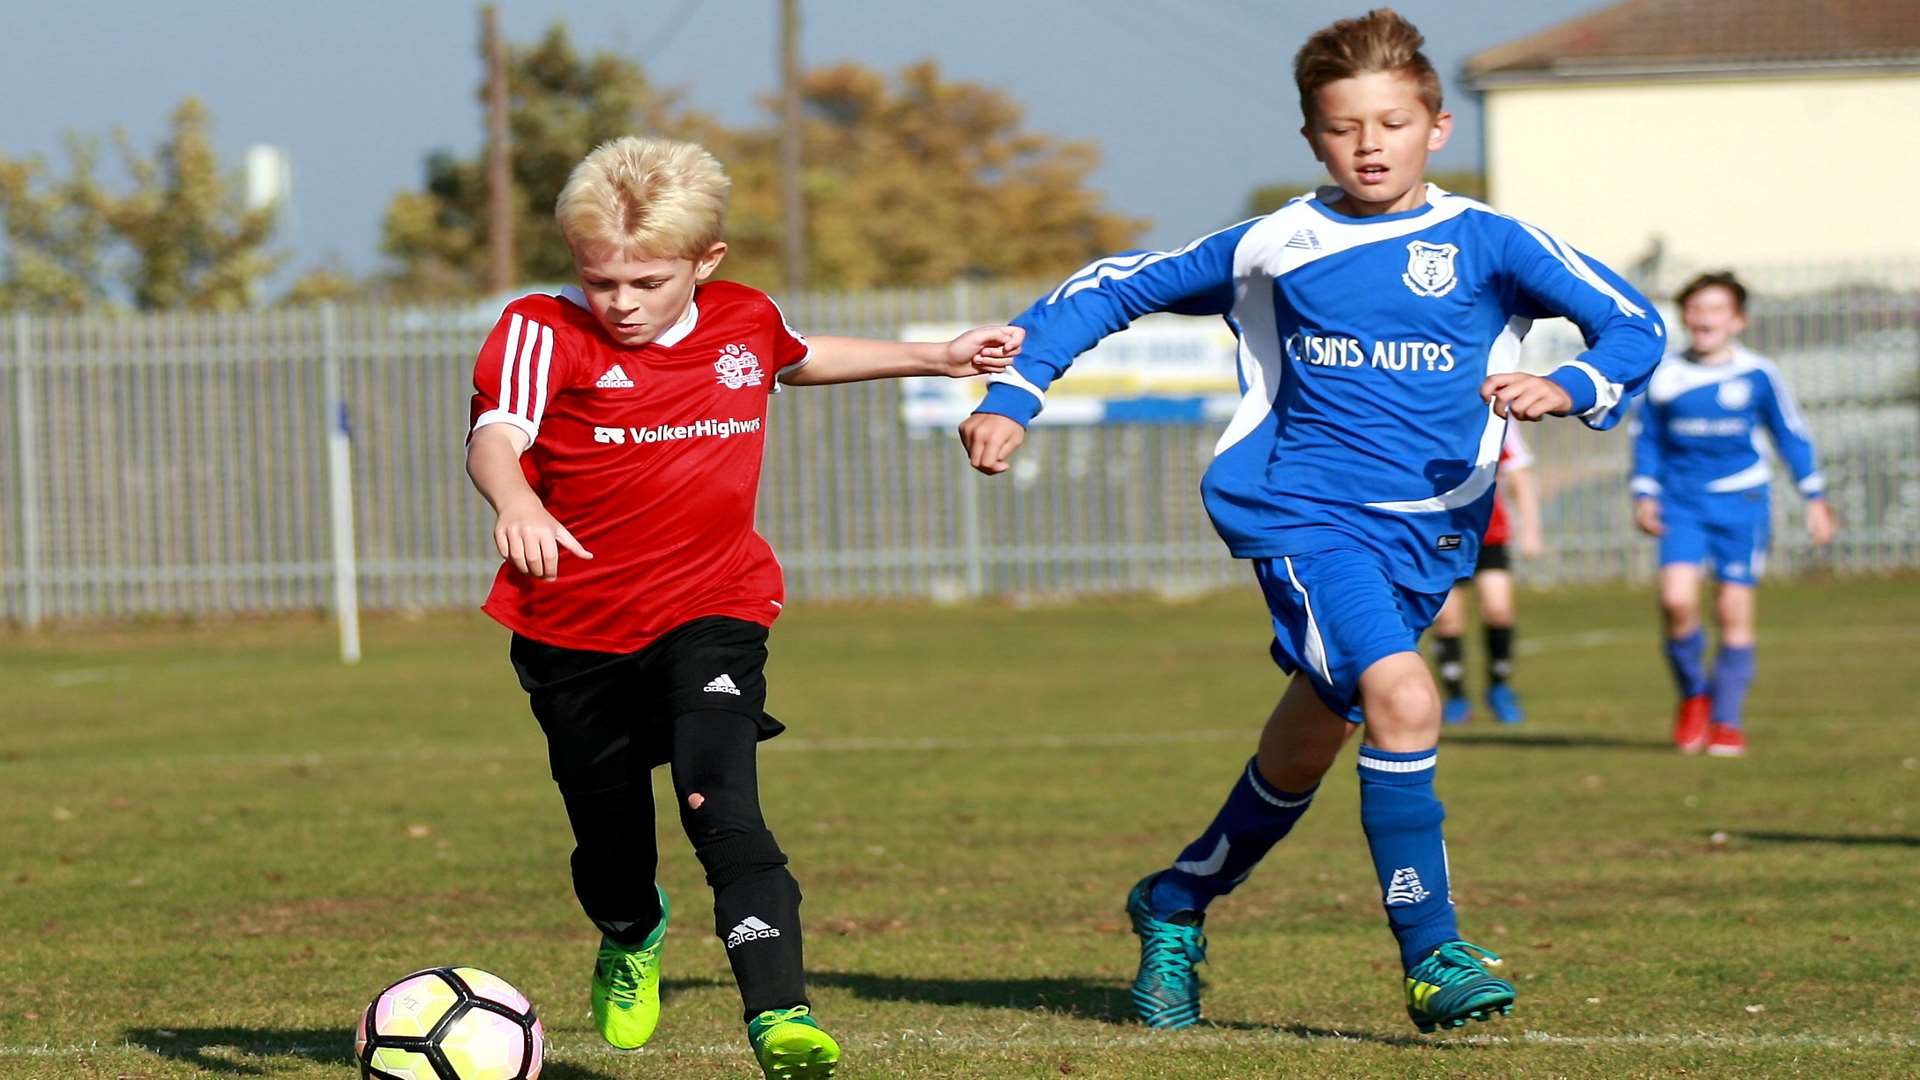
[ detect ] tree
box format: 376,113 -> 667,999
717,61 -> 1146,290
382,26 -> 1147,296
279,260 -> 367,307
1244,169 -> 1486,217
380,23 -> 697,300
0,98 -> 280,312
0,137 -> 114,311
108,99 -> 281,311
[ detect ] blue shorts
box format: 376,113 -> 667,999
1253,549 -> 1450,724
1659,495 -> 1770,586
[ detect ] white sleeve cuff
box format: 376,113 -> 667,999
472,409 -> 537,446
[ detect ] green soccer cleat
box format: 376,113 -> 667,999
590,885 -> 669,1050
1125,873 -> 1208,1029
748,1005 -> 841,1079
1404,939 -> 1515,1033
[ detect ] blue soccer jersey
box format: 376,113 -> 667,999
1629,344 -> 1824,509
976,185 -> 1667,593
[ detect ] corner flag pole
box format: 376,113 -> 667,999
321,302 -> 362,664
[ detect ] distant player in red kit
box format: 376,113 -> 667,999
464,135 -> 1021,1079
1430,425 -> 1541,724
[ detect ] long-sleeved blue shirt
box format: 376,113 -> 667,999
1629,344 -> 1823,509
975,186 -> 1667,593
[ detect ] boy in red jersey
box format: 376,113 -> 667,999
466,135 -> 1021,1078
1430,425 -> 1541,724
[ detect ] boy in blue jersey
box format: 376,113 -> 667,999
958,9 -> 1665,1033
1630,271 -> 1832,758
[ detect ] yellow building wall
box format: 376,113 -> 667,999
1481,73 -> 1920,271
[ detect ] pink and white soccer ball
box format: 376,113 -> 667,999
354,966 -> 543,1080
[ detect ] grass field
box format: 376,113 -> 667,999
3,575 -> 1917,1079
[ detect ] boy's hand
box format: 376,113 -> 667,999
1632,498 -> 1664,537
1805,499 -> 1835,546
942,325 -> 1025,378
1516,525 -> 1546,559
958,413 -> 1026,475
1481,372 -> 1573,421
494,495 -> 593,580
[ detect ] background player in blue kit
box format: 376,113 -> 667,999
1630,271 -> 1833,758
958,8 -> 1665,1033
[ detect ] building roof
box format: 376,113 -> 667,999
1466,0 -> 1920,84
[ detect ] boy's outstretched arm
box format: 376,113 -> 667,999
779,326 -> 1024,386
467,424 -> 592,581
959,221 -> 1257,474
1488,222 -> 1667,429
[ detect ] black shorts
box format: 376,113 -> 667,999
1475,543 -> 1511,574
510,616 -> 786,788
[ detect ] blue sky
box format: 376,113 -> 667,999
1,1 -> 1603,289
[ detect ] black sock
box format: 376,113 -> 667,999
557,782 -> 664,947
672,710 -> 809,1021
1433,635 -> 1465,698
1485,625 -> 1514,686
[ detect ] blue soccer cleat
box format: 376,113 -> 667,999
1125,873 -> 1207,1028
1485,684 -> 1524,725
1405,940 -> 1515,1033
1441,695 -> 1472,726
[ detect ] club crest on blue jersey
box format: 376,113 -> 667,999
1715,378 -> 1752,410
1402,241 -> 1460,298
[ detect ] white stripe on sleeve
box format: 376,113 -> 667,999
497,313 -> 524,415
513,319 -> 539,420
530,323 -> 554,429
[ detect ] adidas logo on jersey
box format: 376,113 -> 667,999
595,365 -> 634,389
1285,229 -> 1321,251
726,915 -> 781,948
703,673 -> 741,695
1385,867 -> 1430,906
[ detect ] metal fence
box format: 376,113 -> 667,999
3,273 -> 1916,629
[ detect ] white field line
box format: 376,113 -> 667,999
4,1028 -> 1915,1060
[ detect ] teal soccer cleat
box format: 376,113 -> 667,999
1404,939 -> 1515,1033
1441,695 -> 1472,725
747,1005 -> 840,1079
1125,873 -> 1208,1029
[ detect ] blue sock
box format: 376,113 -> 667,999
1710,645 -> 1755,729
1358,746 -> 1458,971
1664,630 -> 1709,697
1150,757 -> 1316,917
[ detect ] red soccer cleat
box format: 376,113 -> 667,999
1673,694 -> 1711,753
1706,723 -> 1746,758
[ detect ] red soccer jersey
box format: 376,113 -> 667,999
1484,425 -> 1535,547
469,280 -> 811,652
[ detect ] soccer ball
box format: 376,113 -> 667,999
354,966 -> 544,1080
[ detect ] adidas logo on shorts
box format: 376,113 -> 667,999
726,915 -> 781,949
703,673 -> 741,695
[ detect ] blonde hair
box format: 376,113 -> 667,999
1293,8 -> 1443,124
554,136 -> 730,260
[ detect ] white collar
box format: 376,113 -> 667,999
653,298 -> 700,347
557,286 -> 700,348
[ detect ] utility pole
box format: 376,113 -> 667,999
483,4 -> 516,293
780,0 -> 805,292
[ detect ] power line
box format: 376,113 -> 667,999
642,0 -> 704,63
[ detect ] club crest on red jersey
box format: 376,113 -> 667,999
714,344 -> 765,389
